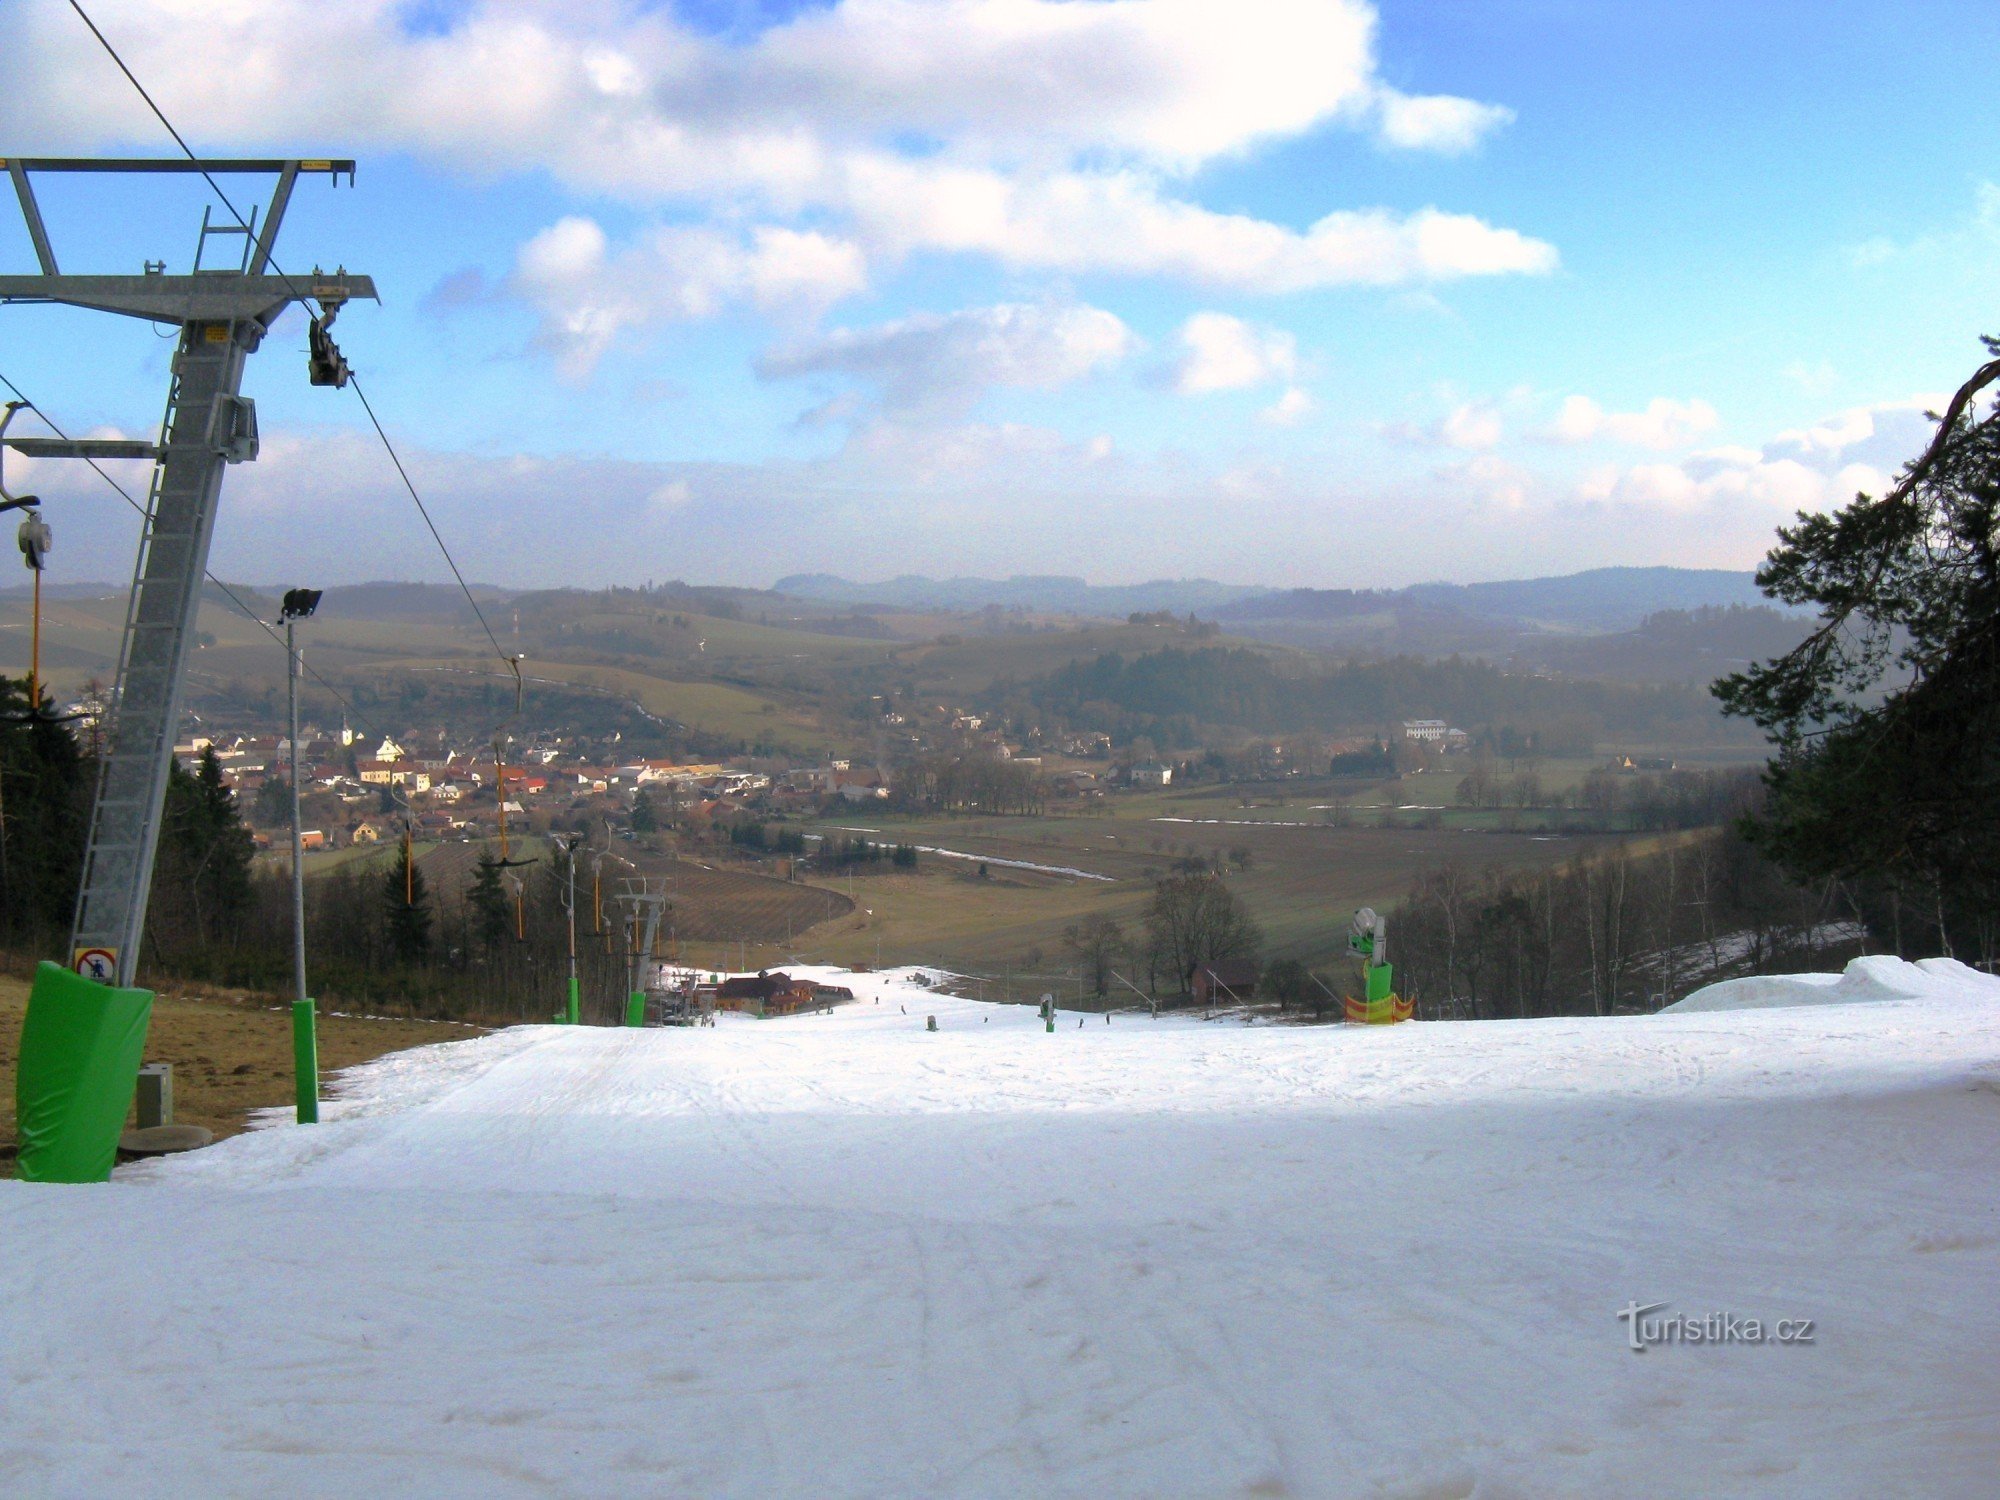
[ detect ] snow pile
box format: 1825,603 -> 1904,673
5,966 -> 1999,1497
1666,954 -> 2000,1013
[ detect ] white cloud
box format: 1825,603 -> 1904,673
751,0 -> 1385,167
1439,400 -> 1503,449
1382,393 -> 1510,449
1830,462 -> 1893,504
1260,387 -> 1316,426
6,0 -> 1509,184
836,158 -> 1556,290
1445,454 -> 1532,510
1772,394 -> 1944,458
4,0 -> 1551,353
74,402 -> 1906,596
1779,405 -> 1876,454
1844,181 -> 2000,267
514,219 -> 867,374
1692,444 -> 1766,468
1374,89 -> 1515,154
1573,464 -> 1620,503
758,302 -> 1134,414
1171,313 -> 1298,394
1549,395 -> 1719,449
1572,454 -> 1889,518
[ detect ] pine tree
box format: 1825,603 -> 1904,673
631,790 -> 659,833
0,674 -> 91,944
1715,339 -> 2000,958
153,746 -> 255,953
383,844 -> 434,964
468,851 -> 511,953
252,774 -> 291,826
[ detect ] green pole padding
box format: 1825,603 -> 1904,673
625,991 -> 645,1027
14,961 -> 153,1184
1365,961 -> 1394,1004
292,999 -> 319,1124
566,977 -> 581,1026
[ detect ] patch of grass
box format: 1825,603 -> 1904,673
0,960 -> 485,1179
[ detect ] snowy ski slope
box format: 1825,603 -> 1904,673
4,962 -> 1998,1498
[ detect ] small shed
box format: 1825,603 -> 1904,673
716,971 -> 819,1017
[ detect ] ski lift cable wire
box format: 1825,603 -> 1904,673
62,0 -> 517,675
0,363 -> 394,748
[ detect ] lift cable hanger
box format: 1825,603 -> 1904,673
0,155 -> 374,987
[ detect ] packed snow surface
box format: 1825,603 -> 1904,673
6,964 -> 2000,1498
1666,953 -> 1991,1012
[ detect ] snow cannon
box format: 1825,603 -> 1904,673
1343,908 -> 1411,1024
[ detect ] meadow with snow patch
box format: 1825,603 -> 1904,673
4,962 -> 1998,1497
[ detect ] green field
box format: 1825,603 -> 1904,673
747,782 -> 1634,992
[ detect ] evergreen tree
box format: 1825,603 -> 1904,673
1715,341 -> 2000,959
154,746 -> 256,952
383,844 -> 434,964
0,674 -> 91,944
467,851 -> 511,953
252,774 -> 291,826
631,789 -> 659,833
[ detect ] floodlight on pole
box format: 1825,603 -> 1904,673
4,408 -> 53,711
284,586 -> 321,1122
558,835 -> 583,1024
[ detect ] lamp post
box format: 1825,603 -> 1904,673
281,586 -> 322,1123
559,834 -> 582,1024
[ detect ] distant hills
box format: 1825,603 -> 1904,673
774,566 -> 1777,634
772,573 -> 1271,617
13,567 -> 1777,636
1396,568 -> 1776,632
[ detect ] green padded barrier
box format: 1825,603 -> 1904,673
14,961 -> 154,1183
292,999 -> 319,1124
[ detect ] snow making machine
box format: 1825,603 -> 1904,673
1343,908 -> 1412,1024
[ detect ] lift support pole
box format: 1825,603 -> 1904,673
0,157 -> 373,987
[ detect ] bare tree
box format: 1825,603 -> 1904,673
1062,912 -> 1127,998
1143,872 -> 1262,994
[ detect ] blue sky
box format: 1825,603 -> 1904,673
1,0 -> 1994,590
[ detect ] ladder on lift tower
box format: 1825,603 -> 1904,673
0,156 -> 374,986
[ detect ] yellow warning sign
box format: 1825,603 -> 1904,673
72,947 -> 118,983
204,324 -> 231,343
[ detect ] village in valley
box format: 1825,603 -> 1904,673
181,715 -> 1455,855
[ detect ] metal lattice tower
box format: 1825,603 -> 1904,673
614,878 -> 668,998
0,158 -> 373,986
